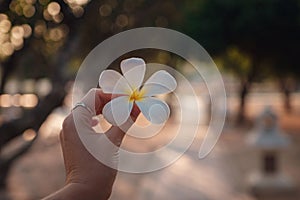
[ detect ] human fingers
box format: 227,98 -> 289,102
78,88 -> 111,116
74,88 -> 141,147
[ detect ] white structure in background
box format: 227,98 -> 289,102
247,107 -> 295,196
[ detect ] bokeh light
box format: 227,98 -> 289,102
47,2 -> 61,16
36,78 -> 52,96
49,28 -> 63,41
66,0 -> 89,6
0,11 -> 33,58
99,4 -> 112,17
22,79 -> 35,93
1,42 -> 14,56
11,94 -> 21,107
53,12 -> 64,23
0,94 -> 12,107
34,21 -> 46,37
0,13 -> 8,21
8,0 -> 36,17
11,26 -> 25,39
43,9 -> 52,21
64,0 -> 89,17
0,93 -> 39,108
20,94 -> 38,108
71,5 -> 84,18
23,4 -> 36,18
116,14 -> 129,28
0,19 -> 12,33
10,36 -> 24,50
0,33 -> 9,44
22,24 -> 32,38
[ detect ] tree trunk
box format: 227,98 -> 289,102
280,78 -> 293,113
237,79 -> 249,123
236,58 -> 258,124
283,89 -> 291,112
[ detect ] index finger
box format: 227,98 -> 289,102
94,89 -> 113,115
80,88 -> 114,115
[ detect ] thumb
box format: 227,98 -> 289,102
104,117 -> 136,147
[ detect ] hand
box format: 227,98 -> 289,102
43,88 -> 139,200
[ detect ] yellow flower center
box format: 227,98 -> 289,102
129,89 -> 144,102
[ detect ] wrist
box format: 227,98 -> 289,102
65,169 -> 116,199
43,182 -> 111,200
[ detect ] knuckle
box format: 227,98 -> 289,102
62,114 -> 73,131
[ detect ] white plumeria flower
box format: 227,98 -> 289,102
99,57 -> 177,126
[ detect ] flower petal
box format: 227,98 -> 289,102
121,58 -> 146,90
143,70 -> 177,96
135,97 -> 170,124
99,70 -> 132,94
103,96 -> 133,126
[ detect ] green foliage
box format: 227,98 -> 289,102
181,0 -> 300,80
218,47 -> 251,77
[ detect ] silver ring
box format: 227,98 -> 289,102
72,102 -> 94,115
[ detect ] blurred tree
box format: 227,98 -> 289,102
0,0 -> 90,188
181,0 -> 300,121
0,0 -> 184,189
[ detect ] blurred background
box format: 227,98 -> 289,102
0,0 -> 300,199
